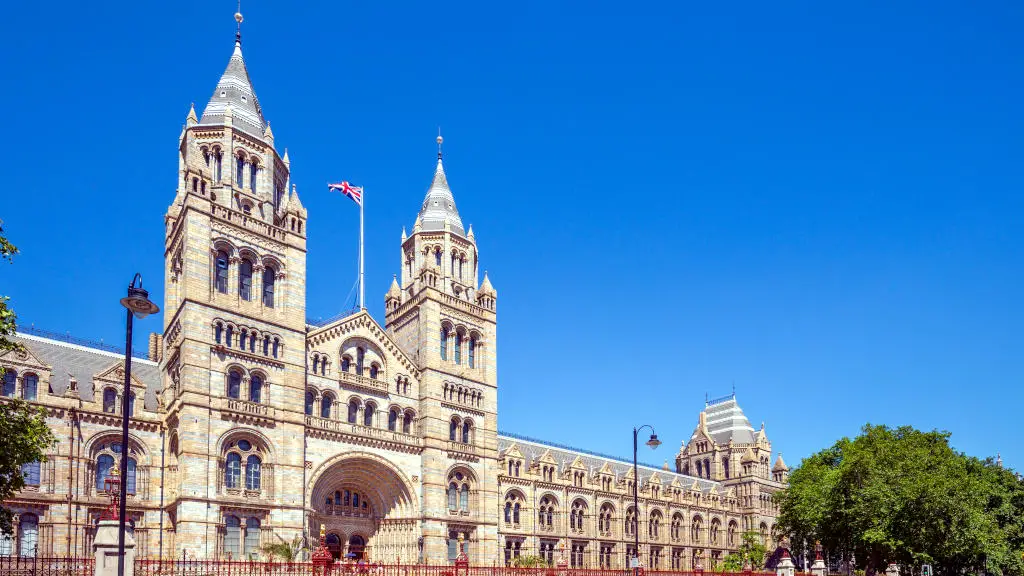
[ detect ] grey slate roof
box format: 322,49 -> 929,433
417,156 -> 465,236
498,433 -> 719,493
699,396 -> 755,446
14,333 -> 161,410
199,40 -> 267,139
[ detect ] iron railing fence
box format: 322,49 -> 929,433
0,556 -> 95,576
134,561 -> 775,576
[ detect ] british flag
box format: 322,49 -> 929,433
328,181 -> 363,206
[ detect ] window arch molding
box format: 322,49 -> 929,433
85,431 -> 149,497
211,238 -> 238,258
215,428 -> 276,464
247,369 -> 269,404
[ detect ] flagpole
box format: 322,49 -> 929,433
359,188 -> 365,310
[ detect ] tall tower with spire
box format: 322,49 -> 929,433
160,11 -> 307,557
384,136 -> 499,561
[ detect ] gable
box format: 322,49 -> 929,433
307,310 -> 420,380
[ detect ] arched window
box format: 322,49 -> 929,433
333,490 -> 342,506
728,521 -> 738,546
21,461 -> 40,486
227,370 -> 242,399
320,395 -> 333,419
449,417 -> 459,441
363,403 -> 375,427
440,327 -> 448,360
312,357 -> 319,374
447,482 -> 458,510
215,250 -> 229,294
356,348 -> 365,376
625,507 -> 637,535
249,163 -> 258,193
225,453 -> 241,489
18,514 -> 38,557
103,388 -> 117,413
225,326 -> 233,348
691,517 -> 703,544
272,338 -> 279,358
224,515 -> 241,558
305,392 -> 315,416
347,400 -> 358,423
246,455 -> 261,490
462,420 -> 472,444
454,333 -> 462,364
215,323 -> 223,344
236,155 -> 245,187
388,409 -> 398,432
239,329 -> 248,351
239,259 -> 253,300
341,356 -> 351,372
23,374 -> 37,401
468,337 -> 476,368
513,502 -> 521,524
1,370 -> 14,397
95,454 -> 114,491
262,335 -> 269,355
249,375 -> 262,403
244,517 -> 260,558
434,249 -> 442,266
403,411 -> 412,434
213,150 -> 223,182
369,364 -> 379,379
263,268 -> 276,308
126,392 -> 135,417
504,501 -> 512,523
460,484 -> 469,511
0,526 -> 10,555
710,519 -> 720,545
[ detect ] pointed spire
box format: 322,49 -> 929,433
282,148 -> 290,168
662,460 -> 670,471
467,224 -> 475,240
287,183 -> 306,215
199,7 -> 267,139
741,447 -> 756,464
478,271 -> 496,296
416,134 -> 465,235
772,453 -> 788,472
386,275 -> 402,300
401,227 -> 408,242
263,122 -> 274,142
186,103 -> 198,125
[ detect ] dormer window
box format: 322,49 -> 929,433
220,91 -> 227,97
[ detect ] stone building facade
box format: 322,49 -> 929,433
0,19 -> 785,568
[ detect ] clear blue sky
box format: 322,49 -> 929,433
1,1 -> 1021,471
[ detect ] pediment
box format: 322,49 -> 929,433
690,480 -> 701,491
670,477 -> 683,488
0,344 -> 49,371
307,310 -> 420,379
504,444 -> 524,460
538,450 -> 557,465
570,455 -> 586,470
599,462 -> 614,475
648,472 -> 662,484
94,360 -> 146,390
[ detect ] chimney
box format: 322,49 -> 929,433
148,333 -> 163,362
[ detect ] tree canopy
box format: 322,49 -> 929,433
0,220 -> 56,536
776,424 -> 1024,576
723,531 -> 769,571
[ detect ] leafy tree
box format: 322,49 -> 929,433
723,531 -> 769,571
262,534 -> 308,562
775,424 -> 1024,576
511,555 -> 550,568
0,220 -> 57,536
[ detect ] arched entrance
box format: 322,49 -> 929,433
309,454 -> 419,563
326,533 -> 343,560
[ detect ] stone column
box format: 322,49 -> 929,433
811,542 -> 828,576
776,550 -> 795,576
93,520 -> 135,576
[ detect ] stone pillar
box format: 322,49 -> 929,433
776,551 -> 795,576
811,542 -> 828,576
93,520 -> 135,576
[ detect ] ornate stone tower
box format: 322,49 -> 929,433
385,137 -> 499,562
160,16 -> 308,558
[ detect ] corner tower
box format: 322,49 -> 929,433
160,14 -> 307,558
385,136 -> 499,562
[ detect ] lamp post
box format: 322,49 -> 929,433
632,425 -> 661,576
117,274 -> 159,576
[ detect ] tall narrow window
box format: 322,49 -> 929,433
215,323 -> 223,344
244,517 -> 260,557
369,364 -> 378,379
312,357 -> 320,374
214,151 -> 223,182
263,336 -> 269,355
18,514 -> 38,557
239,330 -> 248,350
249,163 -> 258,192
440,327 -> 448,360
249,375 -> 262,403
388,408 -> 398,431
227,370 -> 242,399
448,483 -> 458,510
460,484 -> 469,511
347,400 -> 358,423
321,395 -> 333,419
246,456 -> 261,490
23,374 -> 37,400
224,515 -> 241,558
403,412 -> 412,434
126,392 -> 135,417
263,268 -> 275,308
435,249 -> 442,266
225,326 -> 233,348
236,156 -> 245,187
468,337 -> 476,368
272,339 -> 279,358
356,348 -> 365,375
3,370 -> 15,396
125,458 -> 137,494
225,453 -> 241,489
239,259 -> 253,301
95,454 -> 114,491
103,388 -> 117,413
215,251 -> 229,293
450,418 -> 458,441
341,357 -> 350,372
454,333 -> 462,364
462,421 -> 472,444
305,392 -> 315,416
363,404 -> 374,427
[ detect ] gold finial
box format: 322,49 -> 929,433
437,128 -> 443,159
235,0 -> 244,42
320,524 -> 326,538
110,462 -> 120,477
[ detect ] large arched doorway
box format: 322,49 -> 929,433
309,454 -> 419,563
326,533 -> 343,560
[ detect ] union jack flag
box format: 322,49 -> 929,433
328,181 -> 363,206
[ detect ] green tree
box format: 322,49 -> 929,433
775,424 -> 1024,576
0,220 -> 57,536
262,534 -> 308,561
723,531 -> 769,571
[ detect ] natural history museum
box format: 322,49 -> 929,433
0,14 -> 788,569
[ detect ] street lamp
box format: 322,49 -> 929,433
117,273 -> 159,576
632,425 -> 661,575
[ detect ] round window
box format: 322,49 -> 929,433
238,440 -> 252,451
